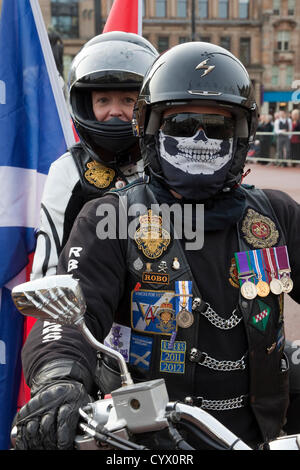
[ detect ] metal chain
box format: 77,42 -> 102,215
189,348 -> 247,371
200,395 -> 247,411
192,298 -> 242,330
200,352 -> 247,371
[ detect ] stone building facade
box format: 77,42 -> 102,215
0,0 -> 299,112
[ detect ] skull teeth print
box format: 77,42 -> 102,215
159,130 -> 234,175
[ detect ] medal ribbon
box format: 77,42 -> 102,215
175,280 -> 193,312
274,246 -> 291,273
248,250 -> 263,283
235,251 -> 254,285
256,249 -> 268,282
263,248 -> 277,282
170,281 -> 193,350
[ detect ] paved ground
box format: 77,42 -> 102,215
245,161 -> 300,341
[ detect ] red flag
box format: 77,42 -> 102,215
103,0 -> 142,35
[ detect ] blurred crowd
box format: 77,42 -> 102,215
247,108 -> 300,167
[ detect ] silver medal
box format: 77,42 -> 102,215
280,275 -> 294,294
241,281 -> 257,300
270,278 -> 283,295
176,309 -> 194,328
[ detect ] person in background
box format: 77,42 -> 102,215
274,110 -> 292,166
257,114 -> 274,164
291,109 -> 300,166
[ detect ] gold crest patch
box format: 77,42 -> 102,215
84,160 -> 115,189
241,209 -> 279,249
134,210 -> 171,259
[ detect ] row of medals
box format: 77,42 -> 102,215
240,270 -> 293,300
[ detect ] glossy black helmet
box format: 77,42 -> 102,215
68,31 -> 158,165
133,41 -> 258,188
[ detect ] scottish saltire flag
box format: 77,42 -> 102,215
0,0 -> 75,449
103,0 -> 143,35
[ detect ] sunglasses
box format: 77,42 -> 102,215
160,113 -> 235,140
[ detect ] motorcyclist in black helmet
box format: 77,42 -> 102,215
31,31 -> 158,279
14,32 -> 158,450
19,42 -> 300,450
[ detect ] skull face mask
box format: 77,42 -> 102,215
158,129 -> 235,200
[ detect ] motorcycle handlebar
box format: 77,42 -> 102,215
166,402 -> 251,450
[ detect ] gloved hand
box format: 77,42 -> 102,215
15,361 -> 92,450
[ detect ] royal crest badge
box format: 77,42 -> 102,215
134,210 -> 171,259
241,209 -> 279,249
84,160 -> 115,189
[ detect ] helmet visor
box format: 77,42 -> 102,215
160,113 -> 235,140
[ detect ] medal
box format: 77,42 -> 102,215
250,249 -> 270,298
235,251 -> 257,300
175,281 -> 194,329
176,308 -> 194,328
264,248 -> 283,295
256,280 -> 270,297
269,277 -> 283,295
240,279 -> 257,300
274,246 -> 293,294
280,273 -> 294,294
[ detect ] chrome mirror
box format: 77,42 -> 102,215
11,275 -> 133,386
11,275 -> 86,326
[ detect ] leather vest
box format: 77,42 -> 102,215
70,143 -> 129,198
102,180 -> 289,442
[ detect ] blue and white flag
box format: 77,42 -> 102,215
0,0 -> 75,449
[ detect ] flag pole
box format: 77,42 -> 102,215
29,0 -> 75,148
138,0 -> 143,35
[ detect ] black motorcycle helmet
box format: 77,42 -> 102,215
68,31 -> 158,166
133,41 -> 258,190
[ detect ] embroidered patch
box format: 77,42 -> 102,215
131,289 -> 176,335
241,208 -> 279,249
251,300 -> 271,332
84,160 -> 115,188
104,323 -> 131,362
142,272 -> 170,285
129,334 -> 153,370
160,340 -> 186,374
134,210 -> 171,259
229,257 -> 239,288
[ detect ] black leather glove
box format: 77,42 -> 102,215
15,360 -> 92,450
